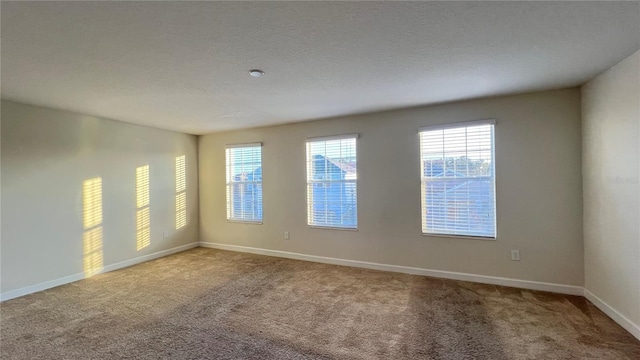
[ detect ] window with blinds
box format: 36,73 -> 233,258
226,144 -> 263,222
419,120 -> 496,238
306,135 -> 357,229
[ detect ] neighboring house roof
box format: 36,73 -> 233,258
233,166 -> 262,181
431,169 -> 467,178
429,178 -> 492,201
326,158 -> 356,176
233,156 -> 356,181
423,158 -> 491,178
311,154 -> 356,176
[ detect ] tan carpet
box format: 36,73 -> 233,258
1,248 -> 639,359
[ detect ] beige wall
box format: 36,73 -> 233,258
582,50 -> 640,327
1,101 -> 199,293
199,88 -> 584,286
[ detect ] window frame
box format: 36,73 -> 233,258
419,119 -> 497,240
306,134 -> 359,230
225,143 -> 263,224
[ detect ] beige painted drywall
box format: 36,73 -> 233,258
582,50 -> 640,327
1,101 -> 199,293
199,88 -> 584,286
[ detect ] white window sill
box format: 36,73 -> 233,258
308,225 -> 358,231
227,219 -> 263,225
421,232 -> 496,241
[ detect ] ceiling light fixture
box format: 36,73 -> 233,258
248,69 -> 265,78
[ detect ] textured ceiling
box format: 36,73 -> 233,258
2,1 -> 639,135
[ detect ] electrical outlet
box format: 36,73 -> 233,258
511,250 -> 520,261
284,231 -> 290,240
163,231 -> 169,239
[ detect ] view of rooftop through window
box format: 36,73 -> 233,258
306,136 -> 357,229
420,123 -> 496,238
226,145 -> 262,222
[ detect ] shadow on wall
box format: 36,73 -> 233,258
82,177 -> 103,277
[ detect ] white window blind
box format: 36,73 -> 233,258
306,136 -> 357,229
419,121 -> 496,238
226,144 -> 263,222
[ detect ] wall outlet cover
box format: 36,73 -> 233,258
511,250 -> 521,261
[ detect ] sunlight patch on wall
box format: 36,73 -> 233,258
176,155 -> 186,193
176,192 -> 187,229
136,207 -> 151,250
136,165 -> 151,250
82,177 -> 103,277
175,155 -> 187,229
83,177 -> 102,229
136,165 -> 150,208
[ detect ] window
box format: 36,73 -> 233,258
419,120 -> 496,238
226,144 -> 263,222
306,135 -> 357,229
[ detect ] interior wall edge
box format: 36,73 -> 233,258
584,288 -> 640,341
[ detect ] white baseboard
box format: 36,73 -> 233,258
0,272 -> 88,303
198,242 -> 584,296
0,242 -> 198,302
584,289 -> 640,341
101,242 -> 198,274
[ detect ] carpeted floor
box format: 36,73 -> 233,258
1,248 -> 639,359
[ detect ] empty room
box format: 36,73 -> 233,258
1,1 -> 639,359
